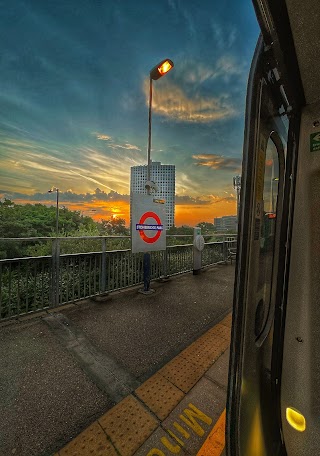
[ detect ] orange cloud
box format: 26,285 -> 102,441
143,79 -> 236,123
192,153 -> 241,171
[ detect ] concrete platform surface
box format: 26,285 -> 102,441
0,264 -> 234,456
58,315 -> 231,456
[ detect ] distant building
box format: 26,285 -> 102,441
130,161 -> 175,228
214,215 -> 238,232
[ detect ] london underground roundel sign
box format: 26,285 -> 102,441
132,194 -> 166,253
136,211 -> 163,243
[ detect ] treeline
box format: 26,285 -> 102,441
167,222 -> 217,236
0,199 -> 222,258
0,199 -> 129,258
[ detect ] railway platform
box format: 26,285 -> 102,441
0,264 -> 234,456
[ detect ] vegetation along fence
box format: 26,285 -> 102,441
0,235 -> 237,321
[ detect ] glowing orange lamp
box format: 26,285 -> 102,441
150,58 -> 174,81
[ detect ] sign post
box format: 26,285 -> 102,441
131,194 -> 166,293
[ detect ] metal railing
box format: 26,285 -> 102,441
0,235 -> 237,321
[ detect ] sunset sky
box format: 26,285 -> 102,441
0,0 -> 259,226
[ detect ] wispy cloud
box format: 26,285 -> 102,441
206,194 -> 236,204
192,153 -> 241,171
0,135 -> 139,194
175,195 -> 211,205
21,160 -> 73,175
175,171 -> 202,194
216,56 -> 241,76
166,0 -> 196,38
210,20 -> 238,50
94,132 -> 141,151
108,143 -> 141,151
96,134 -> 112,141
182,56 -> 244,85
175,193 -> 235,206
144,79 -> 236,123
69,171 -> 117,192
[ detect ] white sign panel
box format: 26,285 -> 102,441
131,194 -> 166,253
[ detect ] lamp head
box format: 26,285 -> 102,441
150,59 -> 174,80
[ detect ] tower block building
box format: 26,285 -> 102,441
130,161 -> 175,229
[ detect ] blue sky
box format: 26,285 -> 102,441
0,0 -> 259,225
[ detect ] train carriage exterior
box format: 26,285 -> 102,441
226,1 -> 320,455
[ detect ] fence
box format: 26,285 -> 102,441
0,235 -> 237,321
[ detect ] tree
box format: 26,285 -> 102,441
167,225 -> 193,235
196,222 -> 216,234
99,217 -> 129,236
0,201 -> 102,257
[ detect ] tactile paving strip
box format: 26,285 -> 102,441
199,330 -> 231,349
207,324 -> 231,340
56,314 -> 232,456
180,325 -> 230,370
220,314 -> 233,328
181,348 -> 219,370
98,395 -> 158,456
135,372 -> 184,420
180,331 -> 230,370
59,421 -> 117,456
158,354 -> 205,393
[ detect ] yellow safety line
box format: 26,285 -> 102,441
196,409 -> 226,456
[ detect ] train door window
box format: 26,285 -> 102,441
255,133 -> 280,341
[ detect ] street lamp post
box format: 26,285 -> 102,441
146,58 -> 174,189
48,187 -> 59,236
142,59 -> 174,293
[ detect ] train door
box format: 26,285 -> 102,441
225,34 -> 296,456
225,0 -> 320,454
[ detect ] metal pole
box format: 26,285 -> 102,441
143,252 -> 151,291
147,76 -> 153,183
223,235 -> 228,263
51,238 -> 60,307
101,237 -> 107,293
56,189 -> 59,236
142,77 -> 153,293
